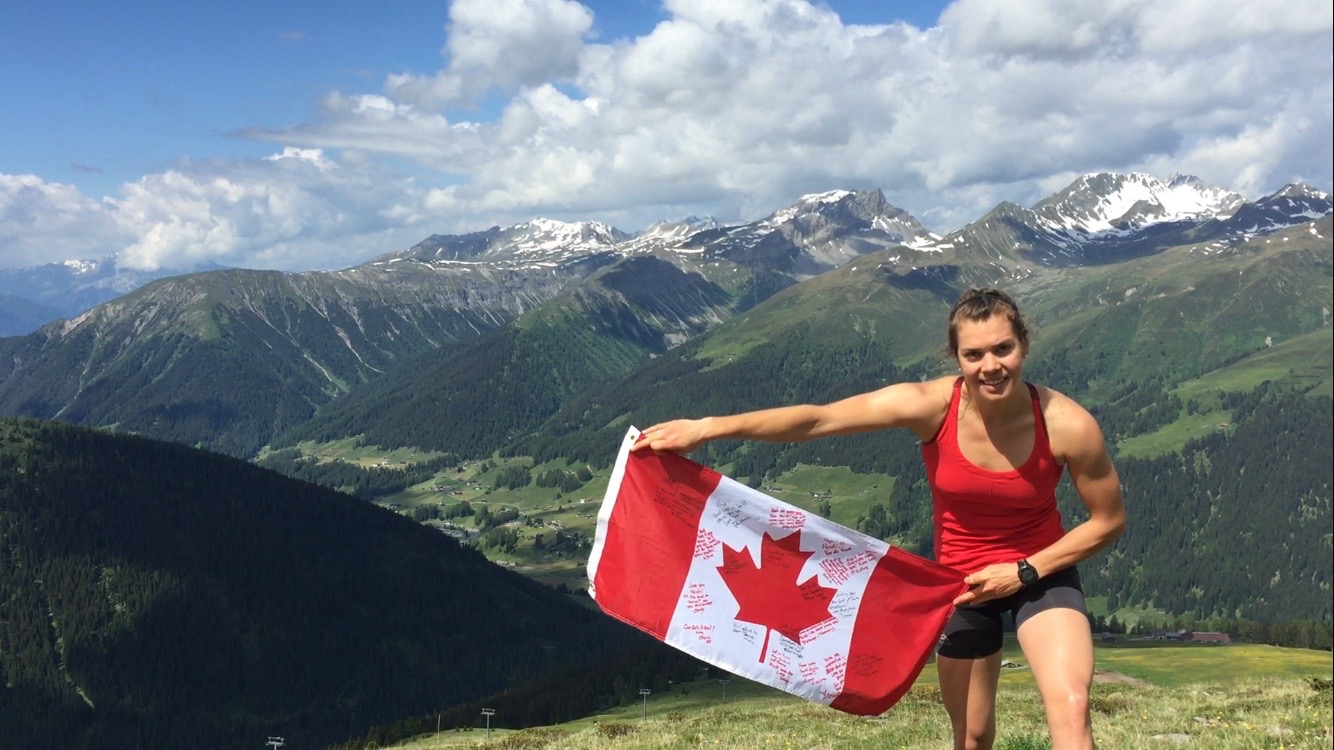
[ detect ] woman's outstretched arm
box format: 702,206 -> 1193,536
634,376 -> 955,454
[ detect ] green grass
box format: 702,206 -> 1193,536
1114,603 -> 1173,631
1172,327 -> 1333,403
690,262 -> 946,367
1112,327 -> 1331,459
761,464 -> 895,529
265,442 -> 612,586
370,456 -> 614,585
1083,598 -> 1174,631
271,436 -> 448,468
384,642 -> 1333,750
1092,642 -> 1331,687
1114,410 -> 1232,459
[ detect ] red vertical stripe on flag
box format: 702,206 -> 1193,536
592,448 -> 720,639
829,546 -> 966,715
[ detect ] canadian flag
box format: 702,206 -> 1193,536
587,428 -> 968,716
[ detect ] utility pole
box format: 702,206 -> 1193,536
718,678 -> 730,700
639,688 -> 651,719
481,708 -> 496,740
265,738 -> 284,750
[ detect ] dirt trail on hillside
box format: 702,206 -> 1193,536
1093,669 -> 1149,685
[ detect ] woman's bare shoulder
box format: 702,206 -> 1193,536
1035,384 -> 1087,416
871,375 -> 956,439
885,375 -> 957,408
1034,385 -> 1106,456
920,374 -> 961,394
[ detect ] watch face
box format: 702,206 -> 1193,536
1019,562 -> 1039,585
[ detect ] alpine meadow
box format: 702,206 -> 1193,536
1,173 -> 1331,749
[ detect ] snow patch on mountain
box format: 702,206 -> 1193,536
497,219 -> 626,258
767,190 -> 856,225
1033,172 -> 1244,238
61,259 -> 102,275
619,217 -> 721,255
0,254 -> 208,331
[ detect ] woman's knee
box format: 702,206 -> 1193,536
1045,686 -> 1092,727
957,723 -> 996,750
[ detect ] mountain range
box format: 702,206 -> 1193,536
0,171 -> 1327,459
0,185 -> 950,455
0,257 -> 220,336
0,171 -> 1329,747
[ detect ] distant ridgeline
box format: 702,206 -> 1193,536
0,418 -> 657,750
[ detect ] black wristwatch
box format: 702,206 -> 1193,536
1017,559 -> 1040,587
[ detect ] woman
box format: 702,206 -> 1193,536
634,288 -> 1125,750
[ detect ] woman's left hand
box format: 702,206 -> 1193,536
953,562 -> 1024,605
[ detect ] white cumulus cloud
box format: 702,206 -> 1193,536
1,151 -> 431,272
4,0 -> 1331,271
249,0 -> 1331,235
0,175 -> 128,267
386,0 -> 595,109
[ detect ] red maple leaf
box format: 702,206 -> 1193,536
717,530 -> 837,663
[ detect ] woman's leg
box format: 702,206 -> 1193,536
937,650 -> 1002,750
1016,607 -> 1095,750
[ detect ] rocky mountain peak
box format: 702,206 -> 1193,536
768,188 -> 937,249
1273,183 -> 1331,201
376,219 -> 629,269
1222,183 -> 1333,234
0,254 -> 204,326
937,172 -> 1328,268
618,216 -> 721,255
507,218 -> 627,249
671,188 -> 937,275
641,216 -> 720,237
1032,172 -> 1244,236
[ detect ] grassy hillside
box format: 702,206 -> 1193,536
1172,326 -> 1333,399
376,642 -> 1332,750
272,255 -> 755,461
352,456 -> 903,589
1110,326 -> 1331,458
0,268 -> 523,456
1020,218 -> 1331,399
688,259 -> 957,366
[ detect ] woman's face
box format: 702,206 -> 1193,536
954,315 -> 1028,402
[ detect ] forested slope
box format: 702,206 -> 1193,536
1079,384 -> 1333,624
0,418 -> 643,749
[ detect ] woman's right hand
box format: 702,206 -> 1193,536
633,419 -> 713,454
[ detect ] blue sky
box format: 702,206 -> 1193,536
3,0 -> 946,198
4,1 -> 479,196
1,0 -> 1330,271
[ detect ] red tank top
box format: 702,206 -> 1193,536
921,378 -> 1066,572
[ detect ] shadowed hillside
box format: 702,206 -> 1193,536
0,418 -> 644,749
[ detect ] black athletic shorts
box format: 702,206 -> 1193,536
936,566 -> 1086,659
